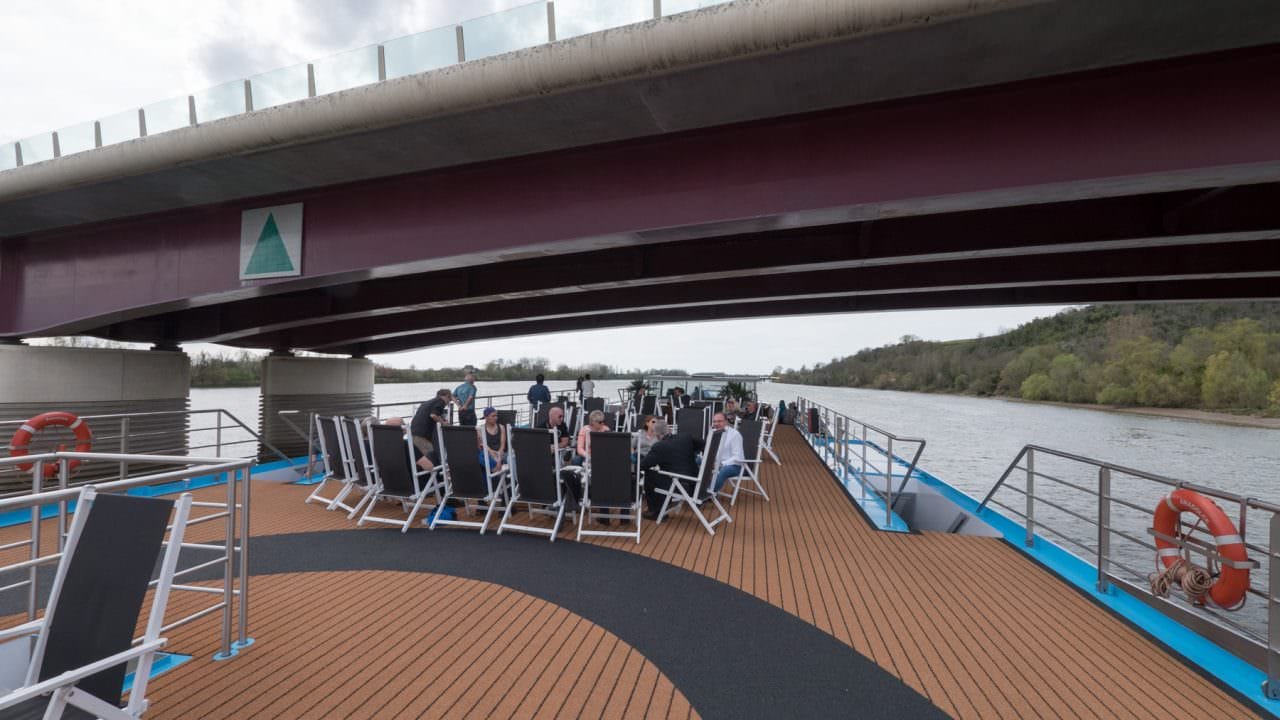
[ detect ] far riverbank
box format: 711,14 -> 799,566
1001,398 -> 1280,430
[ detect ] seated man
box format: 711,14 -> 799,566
639,418 -> 699,519
710,412 -> 744,493
722,398 -> 745,424
539,406 -> 573,451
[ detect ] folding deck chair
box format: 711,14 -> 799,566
430,425 -> 508,533
759,415 -> 781,465
577,431 -> 643,543
653,431 -> 732,535
0,487 -> 191,720
311,416 -> 379,518
674,406 -> 709,444
357,422 -> 442,532
723,418 -> 769,505
305,415 -> 351,508
583,397 -> 605,414
498,427 -> 571,541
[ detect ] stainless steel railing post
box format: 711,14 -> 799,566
28,462 -> 42,623
215,412 -> 223,456
220,471 -> 235,658
860,424 -> 868,502
1097,467 -> 1111,592
304,411 -> 316,481
237,465 -> 251,647
118,417 -> 130,479
1025,448 -> 1035,547
885,436 -> 894,526
57,458 -> 68,553
1267,512 -> 1280,699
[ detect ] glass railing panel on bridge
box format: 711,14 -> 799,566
662,0 -> 735,16
461,1 -> 550,61
55,121 -> 97,157
249,64 -> 311,111
193,80 -> 247,124
313,45 -> 382,95
141,96 -> 192,135
17,134 -> 55,165
98,108 -> 142,145
383,25 -> 460,80
555,0 -> 653,40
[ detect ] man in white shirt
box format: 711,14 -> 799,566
710,412 -> 744,492
580,373 -> 595,398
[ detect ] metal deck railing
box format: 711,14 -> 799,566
0,450 -> 254,661
977,445 -> 1276,695
794,397 -> 927,529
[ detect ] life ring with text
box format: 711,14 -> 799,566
7,412 -> 93,479
1152,488 -> 1249,609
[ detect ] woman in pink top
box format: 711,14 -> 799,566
573,410 -> 609,465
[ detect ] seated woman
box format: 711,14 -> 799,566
477,407 -> 506,473
632,414 -> 659,461
573,410 -> 611,466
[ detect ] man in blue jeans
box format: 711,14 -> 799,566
710,412 -> 744,493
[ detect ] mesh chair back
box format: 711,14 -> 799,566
340,417 -> 373,487
584,397 -> 605,413
496,409 -> 517,426
676,407 -> 707,441
587,432 -> 635,507
441,426 -> 488,499
317,416 -> 343,478
40,493 -> 174,707
533,404 -> 551,429
369,424 -> 416,496
510,428 -> 560,504
738,419 -> 763,461
697,431 -> 723,500
640,395 -> 657,415
603,411 -> 621,432
690,401 -> 710,411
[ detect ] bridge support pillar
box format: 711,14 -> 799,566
0,345 -> 190,483
259,355 -> 373,461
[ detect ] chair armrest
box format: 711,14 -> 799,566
0,620 -> 42,643
655,469 -> 698,482
0,638 -> 167,709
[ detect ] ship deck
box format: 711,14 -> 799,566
1,427 -> 1261,719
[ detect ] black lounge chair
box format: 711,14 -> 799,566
357,422 -> 441,533
577,431 -> 642,543
675,407 -> 709,444
499,427 -> 569,541
305,415 -> 353,509
723,419 -> 769,505
323,416 -> 378,518
496,410 -> 517,427
430,425 -> 508,533
583,397 -> 605,414
653,430 -> 733,535
0,487 -> 191,720
532,403 -> 551,430
639,395 -> 658,416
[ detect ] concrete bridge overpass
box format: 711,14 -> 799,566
3,0 -> 1280,357
2,0 -> 1280,443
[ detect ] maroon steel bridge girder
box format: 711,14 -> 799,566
4,46 -> 1280,345
328,276 -> 1280,358
238,236 -> 1280,352
96,183 -> 1280,347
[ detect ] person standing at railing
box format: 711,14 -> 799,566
527,373 -> 551,413
454,373 -> 478,427
580,373 -> 595,399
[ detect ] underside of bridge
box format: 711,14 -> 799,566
2,1 -> 1280,356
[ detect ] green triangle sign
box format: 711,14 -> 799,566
245,213 -> 295,275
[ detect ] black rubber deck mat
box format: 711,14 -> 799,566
239,528 -> 946,720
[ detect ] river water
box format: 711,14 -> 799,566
192,379 -> 1278,637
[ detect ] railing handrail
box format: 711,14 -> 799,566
977,444 -> 1280,515
0,453 -> 251,511
0,407 -> 294,467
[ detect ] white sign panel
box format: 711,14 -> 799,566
240,203 -> 303,280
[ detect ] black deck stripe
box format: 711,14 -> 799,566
236,528 -> 946,720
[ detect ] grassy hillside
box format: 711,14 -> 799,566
777,303 -> 1280,414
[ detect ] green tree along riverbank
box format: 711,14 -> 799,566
777,303 -> 1280,415
190,353 -> 685,388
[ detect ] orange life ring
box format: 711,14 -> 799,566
7,412 -> 93,479
1152,488 -> 1249,609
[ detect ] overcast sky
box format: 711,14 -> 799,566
3,1 -> 1072,373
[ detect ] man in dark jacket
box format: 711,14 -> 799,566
639,419 -> 700,518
